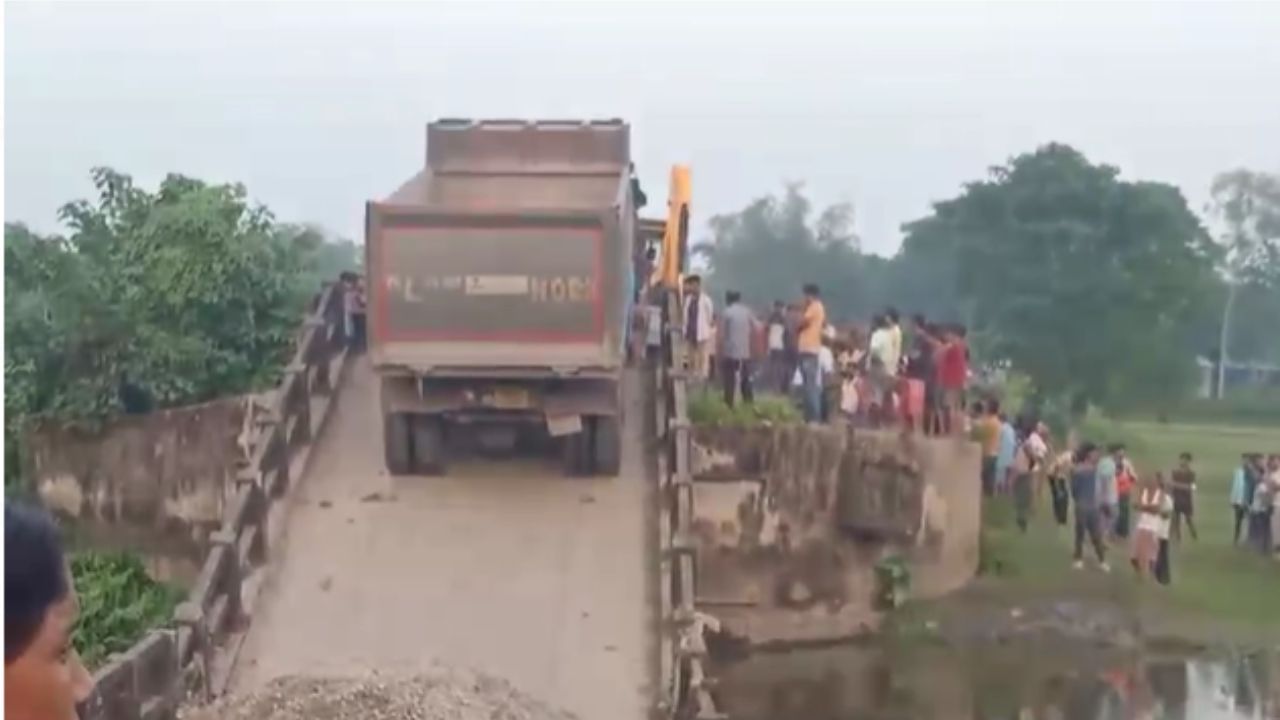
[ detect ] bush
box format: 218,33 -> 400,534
687,388 -> 801,427
71,551 -> 183,669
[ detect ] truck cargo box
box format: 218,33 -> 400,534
367,120 -> 635,378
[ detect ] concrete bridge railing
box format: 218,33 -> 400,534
77,279 -> 352,720
653,292 -> 724,720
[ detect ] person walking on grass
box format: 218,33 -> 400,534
1131,472 -> 1168,582
1112,446 -> 1136,540
1248,454 -> 1276,555
1153,476 -> 1176,585
1169,452 -> 1198,542
975,400 -> 1002,498
1071,442 -> 1110,573
1229,454 -> 1251,545
1096,444 -> 1120,538
1011,422 -> 1048,533
995,412 -> 1017,495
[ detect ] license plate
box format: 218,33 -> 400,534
546,414 -> 583,437
489,387 -> 530,409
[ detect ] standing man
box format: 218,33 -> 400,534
796,283 -> 826,423
1096,444 -> 1120,536
682,275 -> 714,382
719,291 -> 757,407
1012,422 -> 1049,532
995,412 -> 1017,495
975,400 -> 1002,497
1071,443 -> 1110,572
885,308 -> 904,374
766,301 -> 788,391
1169,452 -> 1198,542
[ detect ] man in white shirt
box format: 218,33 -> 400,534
682,275 -> 715,381
867,314 -> 898,420
766,300 -> 787,391
1011,422 -> 1049,532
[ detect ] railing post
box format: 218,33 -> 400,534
209,530 -> 242,631
174,602 -> 210,703
286,363 -> 312,446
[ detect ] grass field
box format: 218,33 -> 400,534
975,418 -> 1280,644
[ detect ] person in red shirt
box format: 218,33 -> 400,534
936,324 -> 969,435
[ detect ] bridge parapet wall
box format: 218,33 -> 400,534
686,424 -> 980,646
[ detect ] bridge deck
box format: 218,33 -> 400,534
230,358 -> 656,720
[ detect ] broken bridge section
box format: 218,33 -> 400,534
226,358 -> 657,720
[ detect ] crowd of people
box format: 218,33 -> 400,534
973,402 -> 1280,583
664,277 -> 973,430
636,279 -> 1280,583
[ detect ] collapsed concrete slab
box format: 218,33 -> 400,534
687,424 -> 981,646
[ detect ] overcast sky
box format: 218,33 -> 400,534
5,1 -> 1279,256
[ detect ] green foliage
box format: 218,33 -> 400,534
899,144 -> 1221,413
875,554 -> 912,609
70,551 -> 182,669
697,184 -> 878,321
687,388 -> 801,427
4,168 -> 352,491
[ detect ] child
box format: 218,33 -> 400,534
1131,473 -> 1166,581
1113,451 -> 1136,540
1154,481 -> 1175,585
1169,451 -> 1198,542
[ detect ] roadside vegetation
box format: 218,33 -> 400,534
4,168 -> 359,663
4,167 -> 359,494
688,388 -> 801,427
71,551 -> 184,669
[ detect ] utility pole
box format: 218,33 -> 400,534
1216,282 -> 1237,399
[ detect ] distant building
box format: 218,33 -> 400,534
1196,356 -> 1280,399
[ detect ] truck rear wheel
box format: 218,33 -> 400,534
590,416 -> 621,477
411,414 -> 448,475
561,429 -> 591,477
383,412 -> 412,475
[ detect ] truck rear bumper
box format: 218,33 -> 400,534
379,373 -> 620,419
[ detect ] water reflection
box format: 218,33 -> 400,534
711,644 -> 1277,719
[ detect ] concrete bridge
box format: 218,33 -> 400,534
38,282 -> 976,720
228,355 -> 659,720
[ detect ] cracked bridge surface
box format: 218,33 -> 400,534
230,357 -> 657,720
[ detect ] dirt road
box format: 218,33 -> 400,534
230,358 -> 657,720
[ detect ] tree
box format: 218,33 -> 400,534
1208,170 -> 1280,393
5,168 -> 337,430
898,144 -> 1220,413
697,183 -> 878,321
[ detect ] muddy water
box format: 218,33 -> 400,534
712,643 -> 1278,720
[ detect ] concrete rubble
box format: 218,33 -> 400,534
180,668 -> 580,720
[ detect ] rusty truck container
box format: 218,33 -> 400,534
367,119 -> 637,477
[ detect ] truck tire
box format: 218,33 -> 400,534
383,412 -> 412,475
590,416 -> 621,477
411,414 -> 448,476
561,430 -> 591,477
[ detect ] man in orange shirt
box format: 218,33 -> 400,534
796,283 -> 826,422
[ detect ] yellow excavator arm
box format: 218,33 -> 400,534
655,165 -> 691,290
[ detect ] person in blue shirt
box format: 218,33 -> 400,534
1070,442 -> 1110,572
1229,454 -> 1251,545
995,413 -> 1017,494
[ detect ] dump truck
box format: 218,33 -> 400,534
366,119 -> 639,477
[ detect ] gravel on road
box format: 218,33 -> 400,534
180,669 -> 581,720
